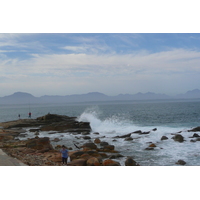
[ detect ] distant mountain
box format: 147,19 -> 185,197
0,92 -> 41,104
176,89 -> 200,99
0,90 -> 200,105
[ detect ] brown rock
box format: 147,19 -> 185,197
103,159 -> 120,166
68,159 -> 87,166
94,138 -> 101,144
86,157 -> 101,166
0,135 -> 14,142
44,152 -> 61,163
26,137 -> 53,150
70,151 -> 86,161
82,142 -> 97,150
149,143 -> 156,147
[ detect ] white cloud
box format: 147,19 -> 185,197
1,48 -> 200,96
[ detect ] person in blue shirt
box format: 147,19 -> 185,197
60,145 -> 69,165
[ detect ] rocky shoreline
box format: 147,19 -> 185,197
1,113 -> 200,166
0,113 -> 138,166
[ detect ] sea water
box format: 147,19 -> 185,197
1,99 -> 200,166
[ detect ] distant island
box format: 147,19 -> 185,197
0,89 -> 200,104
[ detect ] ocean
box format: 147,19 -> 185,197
1,99 -> 200,166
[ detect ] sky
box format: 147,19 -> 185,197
1,33 -> 200,97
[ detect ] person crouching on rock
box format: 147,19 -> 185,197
60,145 -> 69,166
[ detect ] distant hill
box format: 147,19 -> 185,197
0,92 -> 41,104
0,90 -> 200,105
175,89 -> 200,99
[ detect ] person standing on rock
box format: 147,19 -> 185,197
60,145 -> 69,165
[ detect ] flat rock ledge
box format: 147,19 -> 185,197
0,113 -> 91,133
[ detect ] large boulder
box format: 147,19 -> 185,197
100,141 -> 109,146
82,142 -> 97,150
100,145 -> 115,152
103,159 -> 120,166
172,134 -> 184,142
26,137 -> 53,150
188,126 -> 200,132
68,159 -> 87,166
86,157 -> 101,166
125,157 -> 139,166
161,136 -> 168,140
94,138 -> 101,144
176,159 -> 186,165
70,151 -> 86,161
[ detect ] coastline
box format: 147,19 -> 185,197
0,113 -> 137,166
1,113 -> 200,166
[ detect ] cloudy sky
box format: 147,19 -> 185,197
1,33 -> 200,97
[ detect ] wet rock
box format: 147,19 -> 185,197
103,145 -> 115,151
103,159 -> 120,166
132,130 -> 142,134
109,154 -> 124,159
100,141 -> 109,146
124,137 -> 133,141
118,133 -> 132,138
190,139 -> 196,143
48,132 -> 57,134
152,128 -> 157,131
149,143 -> 156,147
140,131 -> 150,135
176,160 -> 186,165
192,133 -> 200,137
94,138 -> 101,144
188,126 -> 200,132
125,157 -> 139,166
161,136 -> 168,140
81,132 -> 90,135
145,147 -> 154,150
172,134 -> 184,142
82,136 -> 91,140
82,142 -> 97,150
93,132 -> 100,135
29,129 -> 40,132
